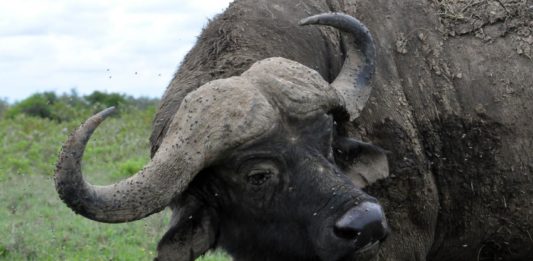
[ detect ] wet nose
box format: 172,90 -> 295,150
334,202 -> 388,247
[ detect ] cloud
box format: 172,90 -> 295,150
0,0 -> 234,102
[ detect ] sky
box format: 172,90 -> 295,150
0,0 -> 234,102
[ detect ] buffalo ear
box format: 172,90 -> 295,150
334,137 -> 389,188
156,195 -> 218,261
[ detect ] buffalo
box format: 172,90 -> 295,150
55,0 -> 533,261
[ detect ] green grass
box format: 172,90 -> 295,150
0,106 -> 230,260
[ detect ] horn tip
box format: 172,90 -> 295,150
299,12 -> 351,26
98,107 -> 116,119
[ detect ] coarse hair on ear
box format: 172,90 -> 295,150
156,194 -> 219,261
333,137 -> 389,188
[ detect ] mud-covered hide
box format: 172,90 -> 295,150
348,0 -> 533,260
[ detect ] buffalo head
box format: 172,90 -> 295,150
55,13 -> 389,261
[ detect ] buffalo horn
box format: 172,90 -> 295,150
300,12 -> 376,120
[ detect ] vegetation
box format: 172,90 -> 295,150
0,91 -> 230,260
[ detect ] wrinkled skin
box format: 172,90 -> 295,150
157,114 -> 387,261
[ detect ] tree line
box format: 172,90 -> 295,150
0,90 -> 159,122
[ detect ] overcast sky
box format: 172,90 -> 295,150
0,0 -> 234,102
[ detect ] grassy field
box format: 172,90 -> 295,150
0,105 -> 230,260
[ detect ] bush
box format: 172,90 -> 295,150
5,92 -> 58,120
85,91 -> 127,108
4,91 -> 158,122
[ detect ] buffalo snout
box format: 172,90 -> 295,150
334,201 -> 389,251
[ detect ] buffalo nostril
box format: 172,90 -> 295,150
334,202 -> 388,246
333,223 -> 362,240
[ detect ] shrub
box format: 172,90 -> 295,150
4,90 -> 158,122
85,91 -> 127,108
5,92 -> 58,120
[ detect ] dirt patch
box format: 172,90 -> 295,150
419,115 -> 533,260
432,0 -> 533,59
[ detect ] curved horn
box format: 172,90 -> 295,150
55,80 -> 275,223
299,12 -> 376,120
55,107 -> 185,223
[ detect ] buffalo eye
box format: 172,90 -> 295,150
238,159 -> 279,188
247,169 -> 272,186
